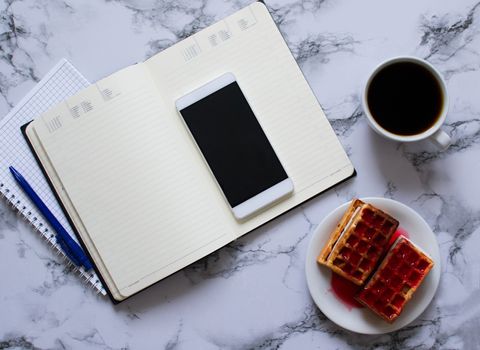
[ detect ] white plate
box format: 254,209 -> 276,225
305,197 -> 441,334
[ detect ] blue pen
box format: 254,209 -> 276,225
9,166 -> 93,271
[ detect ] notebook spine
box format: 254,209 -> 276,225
0,182 -> 106,295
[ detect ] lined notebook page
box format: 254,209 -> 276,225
28,64 -> 235,299
28,2 -> 353,300
145,2 -> 354,236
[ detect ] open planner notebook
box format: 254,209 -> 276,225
25,3 -> 354,302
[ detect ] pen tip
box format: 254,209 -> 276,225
9,166 -> 18,177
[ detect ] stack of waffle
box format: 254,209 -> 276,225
318,199 -> 434,323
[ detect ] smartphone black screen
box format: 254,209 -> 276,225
179,81 -> 288,207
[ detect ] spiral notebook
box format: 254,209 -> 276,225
25,3 -> 354,302
0,59 -> 106,295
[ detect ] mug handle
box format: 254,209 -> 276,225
429,129 -> 451,149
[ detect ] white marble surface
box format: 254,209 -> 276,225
1,0 -> 480,348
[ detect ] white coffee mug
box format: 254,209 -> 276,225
362,56 -> 451,149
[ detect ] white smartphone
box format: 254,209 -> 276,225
176,72 -> 294,220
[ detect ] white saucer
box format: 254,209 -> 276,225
305,197 -> 441,334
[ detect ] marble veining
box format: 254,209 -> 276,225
184,210 -> 312,288
1,0 -> 480,349
420,2 -> 480,61
0,0 -> 39,112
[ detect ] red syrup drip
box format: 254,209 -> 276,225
329,228 -> 410,310
388,228 -> 410,247
329,274 -> 363,310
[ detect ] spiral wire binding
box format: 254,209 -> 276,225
0,181 -> 107,296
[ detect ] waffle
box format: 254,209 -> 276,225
317,199 -> 399,285
356,236 -> 434,323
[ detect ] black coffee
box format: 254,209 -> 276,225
367,61 -> 444,136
